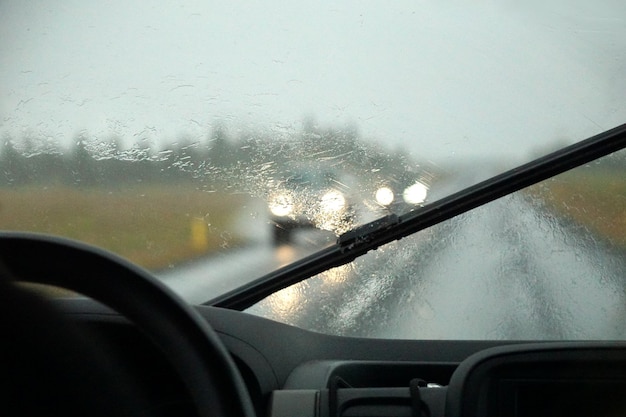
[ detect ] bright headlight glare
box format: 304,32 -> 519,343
375,187 -> 394,206
403,182 -> 428,204
269,193 -> 294,217
320,190 -> 346,212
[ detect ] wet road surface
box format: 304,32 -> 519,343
156,229 -> 333,304
158,192 -> 626,340
247,193 -> 626,340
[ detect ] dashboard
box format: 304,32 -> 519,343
447,344 -> 626,417
59,298 -> 626,417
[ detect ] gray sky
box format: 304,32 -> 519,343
1,0 -> 625,162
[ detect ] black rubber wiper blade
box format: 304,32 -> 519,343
210,123 -> 626,310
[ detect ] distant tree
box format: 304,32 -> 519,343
302,116 -> 320,136
0,135 -> 27,186
208,124 -> 236,169
67,134 -> 97,185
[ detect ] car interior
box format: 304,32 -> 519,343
2,2 -> 626,417
2,133 -> 626,417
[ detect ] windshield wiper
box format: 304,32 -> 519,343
210,123 -> 626,310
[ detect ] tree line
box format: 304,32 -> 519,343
0,124 -> 420,189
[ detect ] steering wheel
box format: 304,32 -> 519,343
0,232 -> 256,417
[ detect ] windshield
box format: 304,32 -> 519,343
248,149 -> 626,339
1,1 -> 625,339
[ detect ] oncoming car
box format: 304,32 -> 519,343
1,2 -> 626,417
267,166 -> 355,245
372,179 -> 430,214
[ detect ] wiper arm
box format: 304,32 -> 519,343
210,123 -> 626,310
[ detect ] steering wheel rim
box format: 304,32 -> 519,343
0,231 -> 256,417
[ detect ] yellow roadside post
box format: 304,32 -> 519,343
190,217 -> 209,252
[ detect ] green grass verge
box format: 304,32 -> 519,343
0,184 -> 247,270
529,169 -> 626,249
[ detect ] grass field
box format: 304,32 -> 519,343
530,169 -> 626,249
0,184 -> 248,270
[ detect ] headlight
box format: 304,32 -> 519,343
269,193 -> 294,217
375,186 -> 394,206
403,182 -> 428,204
320,190 -> 346,213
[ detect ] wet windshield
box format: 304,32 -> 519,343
248,149 -> 626,339
1,1 -> 625,339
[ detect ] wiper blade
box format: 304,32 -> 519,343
337,213 -> 400,248
210,123 -> 626,310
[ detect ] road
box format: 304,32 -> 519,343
250,192 -> 626,340
159,192 -> 626,340
156,227 -> 334,304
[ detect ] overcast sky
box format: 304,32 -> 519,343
1,0 -> 625,162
